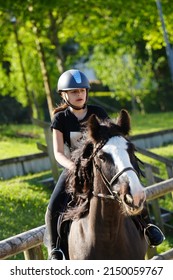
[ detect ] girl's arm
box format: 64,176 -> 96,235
52,128 -> 74,170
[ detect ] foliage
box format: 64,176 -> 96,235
0,95 -> 30,124
90,46 -> 157,113
1,0 -> 173,121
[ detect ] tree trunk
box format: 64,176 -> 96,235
13,22 -> 33,120
130,89 -> 138,113
33,23 -> 55,120
136,95 -> 145,114
49,11 -> 65,73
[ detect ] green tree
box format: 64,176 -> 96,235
1,0 -> 173,121
90,46 -> 157,113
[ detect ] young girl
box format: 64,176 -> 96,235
45,69 -> 164,260
45,69 -> 109,259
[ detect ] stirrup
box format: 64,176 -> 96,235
144,224 -> 165,247
49,248 -> 65,260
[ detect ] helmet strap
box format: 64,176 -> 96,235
62,90 -> 88,110
64,98 -> 86,110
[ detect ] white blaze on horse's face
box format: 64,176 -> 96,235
102,136 -> 146,209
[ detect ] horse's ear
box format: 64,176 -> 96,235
87,114 -> 102,143
116,109 -> 131,135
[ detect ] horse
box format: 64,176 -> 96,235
63,109 -> 148,260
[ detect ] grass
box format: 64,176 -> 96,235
124,111 -> 173,135
0,171 -> 52,260
0,172 -> 50,239
136,144 -> 173,181
1,111 -> 173,160
151,144 -> 173,160
136,143 -> 173,212
0,124 -> 45,159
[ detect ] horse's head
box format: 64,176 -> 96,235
86,109 -> 146,216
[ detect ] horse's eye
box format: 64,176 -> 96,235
98,153 -> 106,162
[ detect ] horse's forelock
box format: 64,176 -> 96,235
87,115 -> 122,144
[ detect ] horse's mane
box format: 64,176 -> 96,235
64,113 -> 143,220
64,118 -> 112,220
64,140 -> 99,220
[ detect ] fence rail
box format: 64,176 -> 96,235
152,248 -> 173,260
0,225 -> 45,260
1,178 -> 173,260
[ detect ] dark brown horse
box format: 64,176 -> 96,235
65,109 -> 148,259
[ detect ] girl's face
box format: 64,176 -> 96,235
62,88 -> 87,108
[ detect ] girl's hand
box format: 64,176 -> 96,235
69,162 -> 75,171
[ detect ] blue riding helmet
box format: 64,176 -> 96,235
57,69 -> 90,110
57,69 -> 90,92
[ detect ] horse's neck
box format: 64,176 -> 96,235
89,196 -> 122,225
88,179 -> 124,235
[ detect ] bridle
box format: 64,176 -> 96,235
92,148 -> 139,201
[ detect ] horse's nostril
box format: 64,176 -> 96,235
124,193 -> 133,205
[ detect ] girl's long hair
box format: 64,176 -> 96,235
52,101 -> 68,115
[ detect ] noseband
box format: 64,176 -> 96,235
93,159 -> 138,200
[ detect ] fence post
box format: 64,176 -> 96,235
24,245 -> 44,260
32,118 -> 59,182
43,125 -> 59,182
144,165 -> 164,230
166,164 -> 173,200
144,165 -> 160,259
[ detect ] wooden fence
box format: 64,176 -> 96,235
136,146 -> 173,235
1,178 -> 173,260
0,152 -> 50,180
